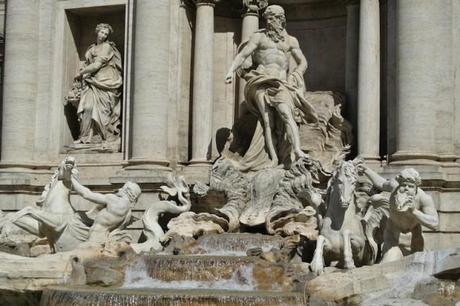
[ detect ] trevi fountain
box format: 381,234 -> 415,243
0,0 -> 458,305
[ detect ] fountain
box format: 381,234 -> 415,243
0,3 -> 458,306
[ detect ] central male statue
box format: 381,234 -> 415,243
225,4 -> 317,169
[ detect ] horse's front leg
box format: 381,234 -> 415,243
11,207 -> 64,231
0,212 -> 39,237
342,229 -> 356,269
9,215 -> 41,236
310,235 -> 328,275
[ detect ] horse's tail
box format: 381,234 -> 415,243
361,193 -> 390,264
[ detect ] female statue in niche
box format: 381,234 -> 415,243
68,23 -> 122,151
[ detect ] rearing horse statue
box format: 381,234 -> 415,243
310,160 -> 373,274
0,157 -> 89,253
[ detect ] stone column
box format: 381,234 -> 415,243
357,0 -> 380,161
1,0 -> 38,165
344,0 -> 360,155
190,0 -> 218,164
392,0 -> 453,162
238,1 -> 265,106
128,0 -> 171,169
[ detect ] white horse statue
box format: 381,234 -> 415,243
0,157 -> 89,253
310,159 -> 388,274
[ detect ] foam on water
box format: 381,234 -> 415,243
123,258 -> 256,291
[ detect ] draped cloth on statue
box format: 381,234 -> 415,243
78,41 -> 123,143
234,54 -> 318,172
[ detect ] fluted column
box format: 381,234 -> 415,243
190,0 -> 218,163
1,0 -> 38,165
357,0 -> 380,161
344,0 -> 360,156
238,1 -> 266,106
392,0 -> 453,162
129,0 -> 171,168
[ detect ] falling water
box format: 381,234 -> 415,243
39,232 -> 306,305
123,256 -> 255,291
40,287 -> 306,306
123,257 -> 256,291
190,233 -> 284,256
133,255 -> 255,282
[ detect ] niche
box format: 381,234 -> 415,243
62,5 -> 127,153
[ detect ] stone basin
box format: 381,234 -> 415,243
40,287 -> 307,306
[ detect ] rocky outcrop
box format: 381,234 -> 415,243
306,247 -> 460,305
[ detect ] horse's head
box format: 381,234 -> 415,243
329,160 -> 358,209
41,157 -> 76,211
57,156 -> 76,183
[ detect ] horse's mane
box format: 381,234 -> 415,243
342,161 -> 358,181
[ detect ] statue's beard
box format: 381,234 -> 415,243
394,188 -> 416,211
266,21 -> 285,42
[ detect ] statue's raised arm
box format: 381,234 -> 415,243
225,34 -> 261,84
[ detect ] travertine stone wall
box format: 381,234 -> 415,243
1,0 -> 39,164
357,0 -> 380,161
453,0 -> 460,159
287,17 -> 346,93
212,16 -> 239,157
190,1 -> 215,163
34,0 -> 56,162
176,3 -> 194,164
392,0 -> 454,162
130,0 -> 171,167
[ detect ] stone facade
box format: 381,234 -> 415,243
0,0 -> 459,249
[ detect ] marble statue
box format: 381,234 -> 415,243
67,23 -> 123,151
70,170 -> 141,245
265,156 -> 323,239
0,157 -> 141,253
225,4 -> 318,169
299,91 -> 352,173
0,157 -> 89,252
165,156 -> 323,244
131,176 -> 191,253
357,165 -> 439,262
310,159 -> 389,274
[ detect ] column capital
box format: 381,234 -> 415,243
194,0 -> 220,7
242,0 -> 268,16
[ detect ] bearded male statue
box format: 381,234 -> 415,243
358,165 -> 439,262
225,4 -> 318,170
